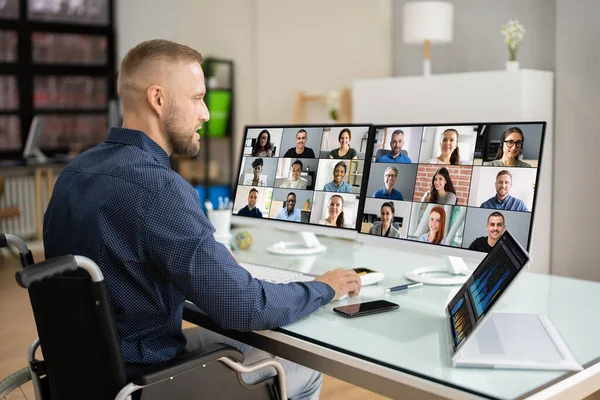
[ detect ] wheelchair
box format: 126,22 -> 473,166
0,232 -> 286,400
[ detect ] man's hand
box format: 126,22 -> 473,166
314,268 -> 361,301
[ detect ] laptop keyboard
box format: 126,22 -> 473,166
240,262 -> 315,284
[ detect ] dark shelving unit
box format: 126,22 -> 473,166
0,0 -> 116,162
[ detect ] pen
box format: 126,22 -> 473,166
384,282 -> 423,292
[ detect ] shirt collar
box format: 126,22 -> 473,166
105,127 -> 171,169
495,194 -> 512,204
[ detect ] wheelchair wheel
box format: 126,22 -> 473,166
0,367 -> 33,398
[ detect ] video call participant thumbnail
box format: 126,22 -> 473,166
329,128 -> 358,160
480,170 -> 528,212
280,160 -> 308,189
376,129 -> 412,163
468,212 -> 506,253
283,129 -> 316,158
275,192 -> 302,222
373,166 -> 404,200
237,188 -> 263,218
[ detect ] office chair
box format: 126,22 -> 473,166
0,233 -> 286,400
374,148 -> 408,160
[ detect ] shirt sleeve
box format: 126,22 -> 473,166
143,178 -> 334,331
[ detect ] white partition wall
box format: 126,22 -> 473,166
353,70 -> 553,274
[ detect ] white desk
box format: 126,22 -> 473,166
183,227 -> 600,399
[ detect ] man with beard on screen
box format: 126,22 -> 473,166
468,212 -> 506,253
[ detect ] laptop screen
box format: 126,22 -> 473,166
446,230 -> 530,351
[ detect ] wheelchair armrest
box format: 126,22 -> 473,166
132,343 -> 245,386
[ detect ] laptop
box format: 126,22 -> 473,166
445,230 -> 582,371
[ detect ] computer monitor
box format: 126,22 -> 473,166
356,122 -> 545,282
22,116 -> 48,164
231,124 -> 372,255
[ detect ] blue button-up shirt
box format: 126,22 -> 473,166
480,194 -> 528,212
43,128 -> 334,377
376,152 -> 412,163
275,207 -> 302,221
373,188 -> 404,200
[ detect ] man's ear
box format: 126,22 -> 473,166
146,84 -> 165,116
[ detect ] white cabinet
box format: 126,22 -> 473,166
353,70 -> 554,274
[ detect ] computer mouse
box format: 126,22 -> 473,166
359,272 -> 385,286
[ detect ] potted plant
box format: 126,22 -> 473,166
501,20 -> 526,71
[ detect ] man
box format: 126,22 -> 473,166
283,129 -> 316,158
480,170 -> 528,212
275,192 -> 302,222
280,160 -> 307,189
237,188 -> 264,217
373,166 -> 404,200
376,130 -> 412,163
43,39 -> 361,399
468,212 -> 506,253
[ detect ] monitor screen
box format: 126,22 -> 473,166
231,125 -> 372,234
358,122 -> 545,254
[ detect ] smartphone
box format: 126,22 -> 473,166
333,300 -> 399,318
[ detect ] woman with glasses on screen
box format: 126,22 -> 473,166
317,194 -> 345,227
368,201 -> 401,238
421,168 -> 458,205
425,129 -> 461,165
251,129 -> 274,157
419,206 -> 449,245
483,127 -> 532,167
329,128 -> 358,159
323,161 -> 352,193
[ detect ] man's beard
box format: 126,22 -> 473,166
163,108 -> 200,158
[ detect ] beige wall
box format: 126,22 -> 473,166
116,0 -> 257,174
553,0 -> 600,281
116,0 -> 392,180
256,0 -> 392,123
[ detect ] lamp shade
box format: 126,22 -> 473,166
403,1 -> 454,44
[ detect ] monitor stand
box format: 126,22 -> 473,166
266,232 -> 327,256
405,256 -> 471,286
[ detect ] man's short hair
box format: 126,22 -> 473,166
287,192 -> 296,199
118,39 -> 203,96
496,170 -> 512,180
385,166 -> 398,176
249,188 -> 259,195
487,212 -> 505,224
292,160 -> 303,169
391,129 -> 404,139
296,129 -> 307,137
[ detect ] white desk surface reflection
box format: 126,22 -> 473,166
193,227 -> 600,399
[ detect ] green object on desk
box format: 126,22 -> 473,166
198,90 -> 231,137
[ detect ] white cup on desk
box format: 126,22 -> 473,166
206,203 -> 232,248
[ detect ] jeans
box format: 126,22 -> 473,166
183,327 -> 322,400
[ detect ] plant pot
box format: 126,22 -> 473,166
505,60 -> 520,72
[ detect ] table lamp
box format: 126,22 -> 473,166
403,1 -> 454,76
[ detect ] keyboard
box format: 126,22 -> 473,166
240,262 -> 315,284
